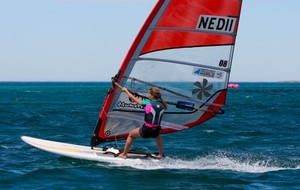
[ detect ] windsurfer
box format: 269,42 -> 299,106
119,87 -> 167,159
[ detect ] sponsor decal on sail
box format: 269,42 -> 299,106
197,15 -> 237,34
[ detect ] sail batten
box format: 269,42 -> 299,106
91,0 -> 243,146
135,57 -> 231,72
150,27 -> 238,36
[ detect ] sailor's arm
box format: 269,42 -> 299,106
122,87 -> 142,105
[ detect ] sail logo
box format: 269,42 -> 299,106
197,15 -> 236,34
193,67 -> 223,79
117,101 -> 144,110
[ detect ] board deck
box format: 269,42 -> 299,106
21,136 -> 163,163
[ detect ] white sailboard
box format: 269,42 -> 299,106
21,136 -> 163,162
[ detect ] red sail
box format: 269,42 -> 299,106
91,0 -> 243,146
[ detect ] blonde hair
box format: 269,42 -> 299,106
149,87 -> 167,109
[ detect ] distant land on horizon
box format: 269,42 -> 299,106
1,80 -> 299,83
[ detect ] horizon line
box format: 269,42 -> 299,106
0,80 -> 299,83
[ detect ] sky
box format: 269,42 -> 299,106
1,0 -> 299,82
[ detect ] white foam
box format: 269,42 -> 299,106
108,154 -> 298,173
203,130 -> 215,133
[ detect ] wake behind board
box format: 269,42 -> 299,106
21,136 -> 164,163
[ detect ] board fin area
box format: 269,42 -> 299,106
21,136 -> 164,162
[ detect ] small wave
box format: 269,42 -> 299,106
108,154 -> 299,173
1,145 -> 25,150
25,90 -> 41,93
203,130 -> 215,133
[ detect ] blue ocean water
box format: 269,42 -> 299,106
0,82 -> 299,190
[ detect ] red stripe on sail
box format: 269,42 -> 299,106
156,0 -> 241,29
142,30 -> 235,54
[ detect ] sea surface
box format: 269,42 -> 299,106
0,82 -> 299,190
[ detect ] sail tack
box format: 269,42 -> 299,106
91,0 -> 243,146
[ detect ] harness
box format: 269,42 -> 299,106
144,101 -> 164,127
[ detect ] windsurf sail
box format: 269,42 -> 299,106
91,0 -> 243,146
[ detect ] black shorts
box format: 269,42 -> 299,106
139,124 -> 161,138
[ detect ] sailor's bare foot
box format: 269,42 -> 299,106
118,153 -> 127,159
151,153 -> 165,159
